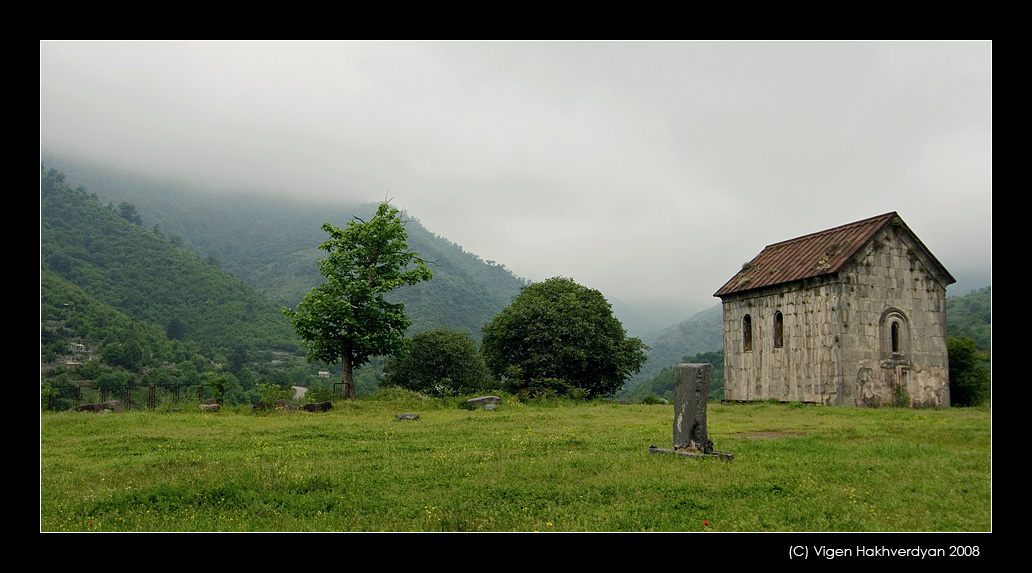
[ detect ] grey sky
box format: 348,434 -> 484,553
40,41 -> 992,321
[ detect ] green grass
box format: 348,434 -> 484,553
40,393 -> 991,532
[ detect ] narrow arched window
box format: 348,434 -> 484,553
774,311 -> 784,349
880,308 -> 909,359
743,314 -> 753,352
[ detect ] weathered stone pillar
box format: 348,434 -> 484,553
673,363 -> 712,453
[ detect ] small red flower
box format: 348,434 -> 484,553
703,520 -> 709,526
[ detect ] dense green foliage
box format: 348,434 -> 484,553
948,335 -> 991,407
41,398 -> 991,531
42,270 -> 177,366
947,286 -> 992,352
283,205 -> 433,399
388,222 -> 531,338
41,167 -> 298,354
381,328 -> 494,396
41,268 -> 244,408
482,277 -> 648,398
40,167 -> 321,409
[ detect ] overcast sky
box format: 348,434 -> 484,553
40,41 -> 992,321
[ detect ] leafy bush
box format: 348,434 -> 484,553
505,378 -> 591,402
948,335 -> 991,407
255,383 -> 294,405
305,383 -> 337,404
381,328 -> 493,396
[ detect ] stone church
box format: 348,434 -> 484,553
713,212 -> 954,407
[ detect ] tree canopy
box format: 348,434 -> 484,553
948,335 -> 991,407
282,203 -> 433,399
381,328 -> 493,396
481,277 -> 648,398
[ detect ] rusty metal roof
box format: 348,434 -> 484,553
714,212 -> 954,297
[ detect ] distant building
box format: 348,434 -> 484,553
714,212 -> 954,407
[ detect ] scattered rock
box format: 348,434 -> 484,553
73,401 -> 123,413
198,403 -> 221,412
466,396 -> 501,408
303,401 -> 333,412
395,413 -> 420,420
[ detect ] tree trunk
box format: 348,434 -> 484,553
341,353 -> 357,400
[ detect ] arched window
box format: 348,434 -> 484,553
891,321 -> 900,354
743,314 -> 753,352
774,311 -> 784,349
879,308 -> 910,359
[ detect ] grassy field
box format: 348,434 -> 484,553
40,391 -> 992,532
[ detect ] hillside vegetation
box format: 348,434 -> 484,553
43,154 -> 529,340
41,167 -> 320,408
40,158 -> 991,403
40,161 -> 526,405
42,167 -> 297,354
947,286 -> 991,352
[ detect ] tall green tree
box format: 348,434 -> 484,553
282,204 -> 433,399
481,277 -> 648,398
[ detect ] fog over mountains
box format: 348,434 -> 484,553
41,42 -> 992,320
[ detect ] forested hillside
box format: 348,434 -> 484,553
42,269 -> 182,368
947,286 -> 991,352
42,154 -> 529,339
619,303 -> 723,396
41,168 -> 297,354
40,156 -> 991,403
41,167 -> 331,407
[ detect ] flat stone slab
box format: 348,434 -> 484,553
466,396 -> 501,408
73,400 -> 123,413
648,445 -> 734,461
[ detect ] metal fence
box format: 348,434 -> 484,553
42,382 -> 225,411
